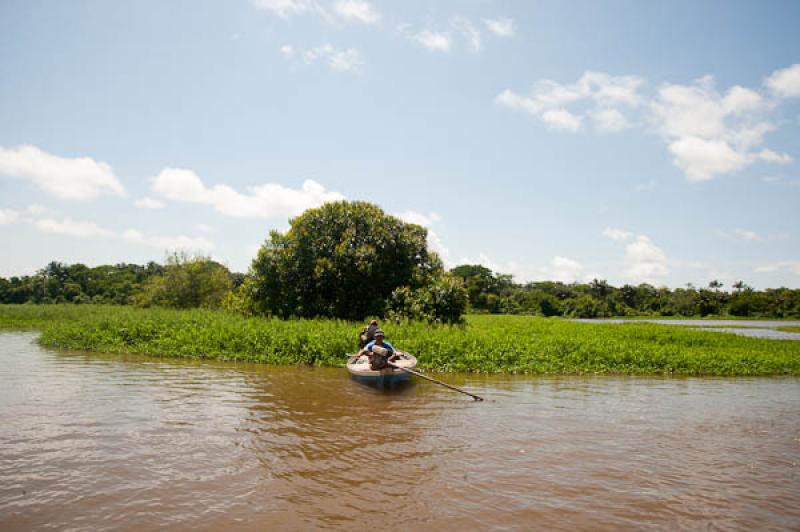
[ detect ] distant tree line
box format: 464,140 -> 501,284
0,253 -> 243,309
450,264 -> 800,319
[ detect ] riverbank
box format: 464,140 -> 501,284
1,305 -> 799,375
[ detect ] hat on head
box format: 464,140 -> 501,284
374,329 -> 385,336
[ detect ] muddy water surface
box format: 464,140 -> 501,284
1,332 -> 799,531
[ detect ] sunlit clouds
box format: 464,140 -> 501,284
498,65 -> 798,181
151,168 -> 346,219
0,145 -> 125,201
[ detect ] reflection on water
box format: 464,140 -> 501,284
1,333 -> 799,531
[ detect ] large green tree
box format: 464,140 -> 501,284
247,201 -> 449,320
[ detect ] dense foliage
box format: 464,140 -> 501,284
247,200 -> 466,322
0,257 -> 238,308
2,305 -> 799,376
134,253 -> 233,309
450,266 -> 800,319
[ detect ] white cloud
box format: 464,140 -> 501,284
590,108 -> 630,132
602,227 -> 634,242
452,17 -> 482,52
484,17 -> 515,37
499,65 -> 800,181
542,109 -> 582,131
0,145 -> 125,200
254,0 -> 380,25
765,64 -> 800,98
411,31 -> 452,52
152,168 -> 345,219
550,256 -> 584,283
733,228 -> 762,241
293,43 -> 364,73
624,235 -> 669,284
252,0 -> 319,18
396,210 -> 449,264
279,45 -> 294,58
123,229 -> 215,252
667,136 -> 749,181
496,71 -> 643,132
758,149 -> 792,164
135,197 -> 165,209
333,0 -> 380,24
33,218 -> 113,238
754,261 -> 800,275
0,208 -> 20,225
396,210 -> 441,227
650,76 -> 790,180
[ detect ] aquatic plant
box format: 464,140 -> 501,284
1,305 -> 799,376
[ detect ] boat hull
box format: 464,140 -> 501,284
346,352 -> 417,387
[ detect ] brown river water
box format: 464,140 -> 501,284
1,332 -> 799,531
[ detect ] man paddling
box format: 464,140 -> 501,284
358,319 -> 380,349
363,329 -> 395,370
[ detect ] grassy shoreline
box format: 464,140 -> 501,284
1,305 -> 799,376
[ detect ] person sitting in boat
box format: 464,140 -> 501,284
358,319 -> 379,349
364,329 -> 395,370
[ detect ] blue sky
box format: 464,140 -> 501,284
1,0 -> 799,288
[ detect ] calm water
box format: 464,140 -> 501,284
573,319 -> 800,340
1,332 -> 799,531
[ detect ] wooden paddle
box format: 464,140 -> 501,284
386,360 -> 484,402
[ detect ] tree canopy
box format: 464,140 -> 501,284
246,200 -> 464,321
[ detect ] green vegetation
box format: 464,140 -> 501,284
0,257 -> 243,307
2,305 -> 799,376
247,200 -> 466,323
134,252 -> 233,309
450,268 -> 800,319
777,326 -> 800,333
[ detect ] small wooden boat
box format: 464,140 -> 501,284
346,351 -> 417,386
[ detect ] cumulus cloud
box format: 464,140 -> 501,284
542,108 -> 582,131
550,256 -> 584,283
33,218 -> 113,238
602,227 -> 634,242
282,43 -> 363,73
135,197 -> 165,209
123,229 -> 215,252
333,0 -> 380,24
410,31 -> 452,52
624,235 -> 669,284
484,17 -> 515,37
0,145 -> 125,200
499,64 -> 799,181
396,210 -> 450,264
495,71 -> 644,132
650,75 -> 790,181
765,64 -> 800,98
0,208 -> 20,225
152,168 -> 345,219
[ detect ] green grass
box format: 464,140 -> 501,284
776,326 -> 800,333
1,305 -> 799,376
